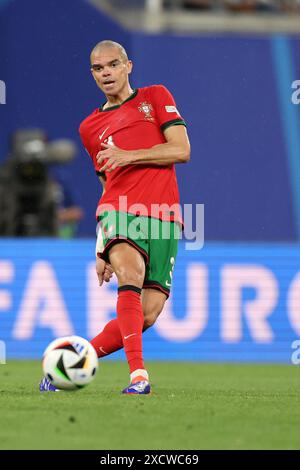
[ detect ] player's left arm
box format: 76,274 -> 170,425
97,124 -> 190,172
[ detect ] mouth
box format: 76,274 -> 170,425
103,80 -> 115,87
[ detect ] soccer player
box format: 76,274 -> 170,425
40,40 -> 190,394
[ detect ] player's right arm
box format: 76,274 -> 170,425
79,125 -> 113,285
96,173 -> 114,286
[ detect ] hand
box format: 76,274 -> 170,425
96,257 -> 114,286
103,263 -> 114,283
96,143 -> 135,173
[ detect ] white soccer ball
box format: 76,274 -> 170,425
42,335 -> 98,390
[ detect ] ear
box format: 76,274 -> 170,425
90,69 -> 97,81
127,60 -> 133,75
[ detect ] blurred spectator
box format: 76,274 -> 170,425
177,0 -> 300,12
182,0 -> 214,10
97,0 -> 300,13
50,167 -> 84,239
281,0 -> 300,11
0,129 -> 82,238
224,0 -> 278,12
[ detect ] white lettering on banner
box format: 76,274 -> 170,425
154,264 -> 208,341
87,262 -> 117,338
12,261 -> 74,339
287,272 -> 300,334
221,265 -> 278,343
0,261 -> 14,311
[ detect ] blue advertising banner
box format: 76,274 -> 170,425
0,239 -> 299,363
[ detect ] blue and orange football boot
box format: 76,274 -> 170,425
39,377 -> 59,392
122,380 -> 151,395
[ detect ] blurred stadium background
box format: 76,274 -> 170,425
1,0 -> 300,365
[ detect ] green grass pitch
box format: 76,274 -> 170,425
0,360 -> 300,450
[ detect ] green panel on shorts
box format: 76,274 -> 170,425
98,211 -> 181,295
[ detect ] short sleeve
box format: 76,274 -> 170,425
151,85 -> 186,133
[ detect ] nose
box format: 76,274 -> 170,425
102,66 -> 111,76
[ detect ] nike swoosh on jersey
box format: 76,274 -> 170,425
99,127 -> 110,141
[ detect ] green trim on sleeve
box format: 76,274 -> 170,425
161,119 -> 186,133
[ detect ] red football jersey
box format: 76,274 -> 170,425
79,85 -> 186,223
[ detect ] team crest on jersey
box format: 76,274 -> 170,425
138,102 -> 154,120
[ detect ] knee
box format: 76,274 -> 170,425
115,266 -> 144,288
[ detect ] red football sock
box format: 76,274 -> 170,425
90,319 -> 123,358
117,286 -> 145,374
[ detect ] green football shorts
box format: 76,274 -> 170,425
96,211 -> 181,297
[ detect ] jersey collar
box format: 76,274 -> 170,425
99,89 -> 138,112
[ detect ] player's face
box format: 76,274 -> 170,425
90,48 -> 132,97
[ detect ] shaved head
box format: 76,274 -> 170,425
89,40 -> 133,103
90,40 -> 128,64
